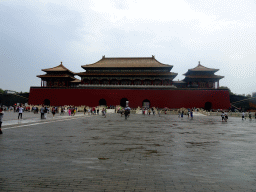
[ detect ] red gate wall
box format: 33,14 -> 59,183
28,87 -> 230,109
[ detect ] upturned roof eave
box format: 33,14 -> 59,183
36,75 -> 76,79
41,62 -> 75,74
183,75 -> 224,79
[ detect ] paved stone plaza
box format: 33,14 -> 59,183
0,112 -> 256,191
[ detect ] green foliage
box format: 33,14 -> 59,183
0,88 -> 4,94
219,86 -> 234,95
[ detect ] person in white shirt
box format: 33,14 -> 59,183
18,106 -> 23,120
242,112 -> 245,120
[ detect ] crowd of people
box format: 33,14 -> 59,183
2,103 -> 256,135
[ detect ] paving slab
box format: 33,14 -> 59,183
0,113 -> 256,191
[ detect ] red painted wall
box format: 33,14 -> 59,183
28,87 -> 230,109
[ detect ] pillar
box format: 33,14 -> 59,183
217,80 -> 219,89
41,80 -> 42,87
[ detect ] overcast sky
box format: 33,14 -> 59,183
1,0 -> 256,95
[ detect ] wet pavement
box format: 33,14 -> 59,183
0,112 -> 256,191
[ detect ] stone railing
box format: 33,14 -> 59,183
200,110 -> 255,117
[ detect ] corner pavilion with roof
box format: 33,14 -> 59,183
29,56 -> 230,110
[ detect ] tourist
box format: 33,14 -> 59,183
148,108 -> 151,115
60,107 -> 64,115
224,112 -> 228,122
249,111 -> 252,120
158,110 -> 161,117
124,109 -> 129,120
102,108 -> 106,118
44,106 -> 48,119
0,107 -> 4,134
121,109 -> 124,117
97,108 -> 99,115
178,110 -> 180,117
68,108 -> 71,116
242,112 -> 245,120
181,111 -> 184,118
52,106 -> 56,117
84,107 -> 86,115
221,111 -> 225,121
40,105 -> 45,119
18,105 -> 23,120
190,110 -> 193,119
255,112 -> 256,119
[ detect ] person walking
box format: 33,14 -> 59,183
190,110 -> 193,119
124,109 -> 129,120
52,106 -> 56,118
44,106 -> 48,119
68,108 -> 71,116
84,107 -> 87,115
40,106 -> 45,119
60,107 -> 64,115
181,111 -> 184,118
0,107 -> 4,134
224,112 -> 228,122
242,112 -> 245,120
18,105 -> 23,120
249,111 -> 252,120
221,111 -> 225,121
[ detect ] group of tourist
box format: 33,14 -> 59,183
142,107 -> 156,115
241,111 -> 256,120
84,107 -> 100,115
178,109 -> 194,119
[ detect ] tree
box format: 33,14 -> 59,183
0,88 -> 4,94
219,86 -> 234,95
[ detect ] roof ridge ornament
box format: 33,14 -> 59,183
60,61 -> 63,66
152,55 -> 155,59
198,61 -> 201,66
102,55 -> 105,59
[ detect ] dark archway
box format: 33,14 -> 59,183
44,99 -> 50,106
142,99 -> 150,108
120,98 -> 128,107
99,98 -> 107,106
204,102 -> 212,111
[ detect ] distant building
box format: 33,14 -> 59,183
252,92 -> 256,97
29,56 -> 230,110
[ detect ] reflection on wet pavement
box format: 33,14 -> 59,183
0,113 -> 256,191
